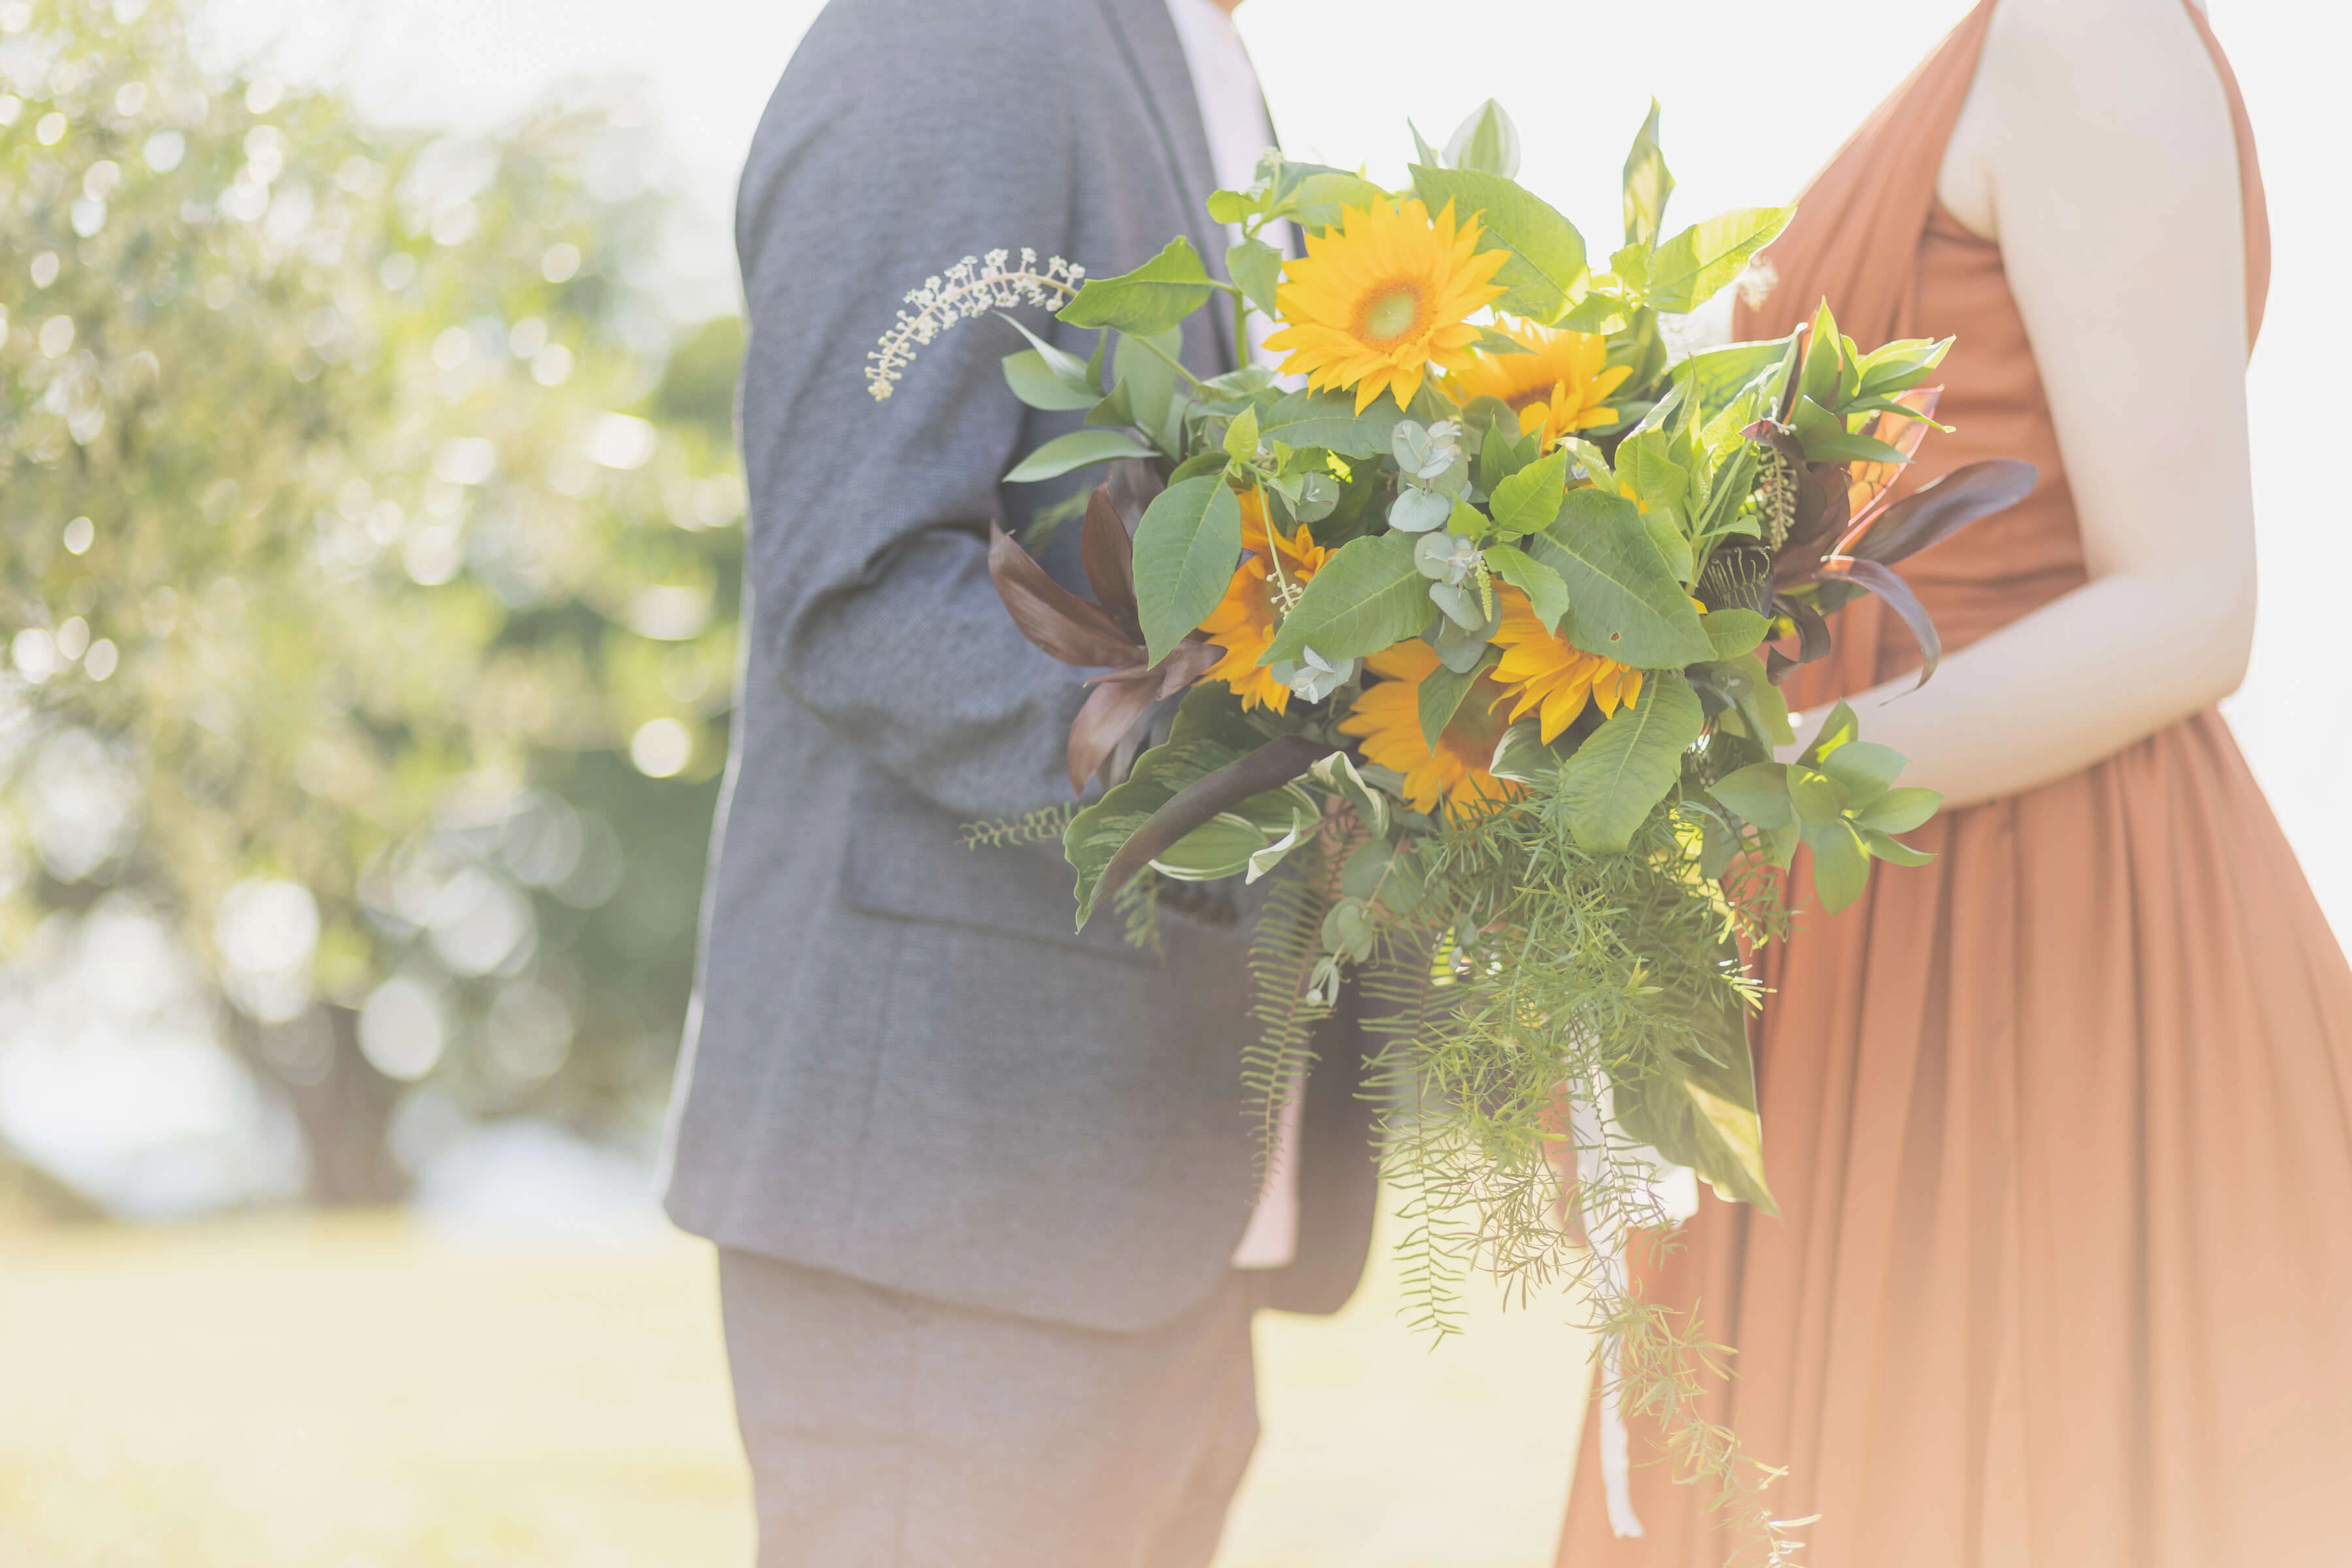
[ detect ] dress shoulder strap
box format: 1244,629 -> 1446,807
1734,0 -> 2268,350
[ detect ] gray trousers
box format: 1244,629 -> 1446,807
718,1249 -> 1266,1567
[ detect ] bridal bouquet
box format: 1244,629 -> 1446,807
875,102 -> 2029,1547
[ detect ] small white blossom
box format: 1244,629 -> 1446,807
866,247 -> 1084,401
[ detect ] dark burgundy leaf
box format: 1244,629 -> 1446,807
1763,592 -> 1831,685
987,523 -> 1145,670
1816,557 -> 1942,688
1106,459 -> 1164,535
1065,674 -> 1161,794
1846,459 -> 2037,566
1094,734 -> 1338,913
1152,638 -> 1224,698
1081,484 -> 1140,639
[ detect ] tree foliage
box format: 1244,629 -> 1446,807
0,1 -> 745,1200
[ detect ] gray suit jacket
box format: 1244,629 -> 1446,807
662,0 -> 1377,1333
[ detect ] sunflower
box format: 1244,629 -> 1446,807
1488,589 -> 1646,742
1337,641 -> 1520,817
1198,489 -> 1330,713
1449,318 -> 1634,447
1264,198 -> 1510,415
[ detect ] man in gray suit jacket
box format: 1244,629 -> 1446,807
661,0 -> 1379,1561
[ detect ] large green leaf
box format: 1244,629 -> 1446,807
1671,333 -> 1796,427
1004,428 -> 1157,483
1612,975 -> 1776,1213
1621,99 -> 1674,248
1527,489 -> 1712,667
1708,760 -> 1793,829
1064,738 -> 1237,926
1262,532 -> 1429,665
1407,165 -> 1588,323
1132,476 -> 1243,665
1252,388 -> 1403,458
1415,649 -> 1494,750
1114,328 -> 1183,450
1060,237 -> 1218,336
1646,206 -> 1792,314
1002,351 -> 1100,411
1805,819 -> 1871,913
1554,670 -> 1703,853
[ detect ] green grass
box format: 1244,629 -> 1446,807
0,1202 -> 1591,1567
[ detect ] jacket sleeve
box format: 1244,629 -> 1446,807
732,1 -> 1094,822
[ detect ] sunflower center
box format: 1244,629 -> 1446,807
1356,283 -> 1428,344
1505,382 -> 1561,414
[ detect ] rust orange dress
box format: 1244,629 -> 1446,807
1558,5 -> 2352,1565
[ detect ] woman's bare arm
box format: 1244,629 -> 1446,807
1781,0 -> 2256,807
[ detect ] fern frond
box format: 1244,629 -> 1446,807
1239,838 -> 1341,1185
958,802 -> 1077,851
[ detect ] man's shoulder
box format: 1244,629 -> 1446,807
791,0 -> 1115,82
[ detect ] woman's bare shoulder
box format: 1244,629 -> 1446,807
1939,0 -> 2228,242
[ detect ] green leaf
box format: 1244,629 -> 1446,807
1264,532 -> 1429,665
1785,764 -> 1850,827
1481,542 -> 1567,631
1306,749 -> 1388,838
1443,98 -> 1522,178
1799,700 -> 1860,766
1701,608 -> 1769,660
1132,476 -> 1243,665
1252,388 -> 1403,459
1556,292 -> 1635,335
1226,237 -> 1282,317
1002,350 -> 1100,411
1861,827 -> 1936,867
1671,334 -> 1795,425
1416,650 -> 1491,751
999,314 -> 1092,387
1485,448 -> 1570,538
1645,206 -> 1793,315
1004,428 -> 1157,483
1526,488 -> 1712,667
1853,785 -> 1942,835
1806,819 -> 1871,913
1614,430 -> 1690,515
1114,328 -> 1182,450
1223,404 -> 1260,463
1274,167 -> 1390,232
1408,165 -> 1588,323
1205,188 -> 1260,226
1608,241 -> 1652,295
1708,760 -> 1793,829
1065,737 -> 1237,926
1556,670 -> 1704,853
1084,378 -> 1136,429
1797,299 -> 1844,408
1488,719 -> 1558,786
1816,740 -> 1905,808
1060,237 -> 1218,336
1857,335 -> 1954,397
1612,972 -> 1775,1212
1621,99 -> 1674,247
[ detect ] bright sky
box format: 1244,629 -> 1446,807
204,0 -> 2352,934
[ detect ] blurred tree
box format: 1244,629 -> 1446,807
0,1 -> 745,1201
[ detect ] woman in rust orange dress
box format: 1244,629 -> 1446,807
1558,2 -> 2352,1563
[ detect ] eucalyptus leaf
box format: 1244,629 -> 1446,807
1388,487 -> 1453,534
